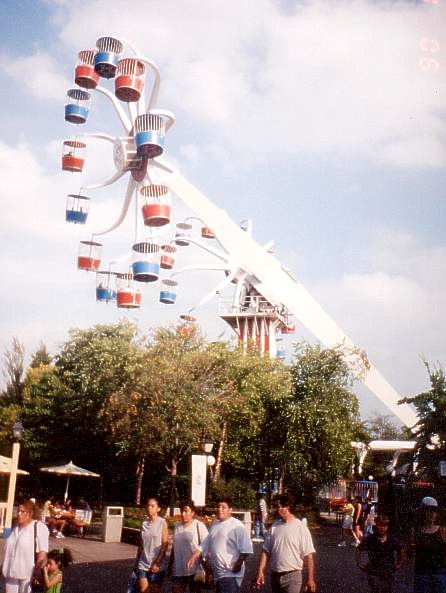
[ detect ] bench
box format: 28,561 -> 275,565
67,509 -> 92,537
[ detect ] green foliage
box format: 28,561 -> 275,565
1,323 -> 377,505
272,342 -> 367,501
21,364 -> 73,467
400,361 -> 446,482
364,413 -> 407,441
209,478 -> 257,509
30,343 -> 52,368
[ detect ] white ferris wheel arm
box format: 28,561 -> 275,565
171,235 -> 231,262
113,39 -> 161,113
137,58 -> 161,113
82,169 -> 126,191
189,269 -> 239,312
95,85 -> 132,132
171,263 -> 231,277
93,177 -> 137,237
165,168 -> 418,429
150,109 -> 175,132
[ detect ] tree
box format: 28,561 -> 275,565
210,344 -> 292,487
102,324 -> 232,504
30,343 -> 52,368
21,364 -> 72,468
400,362 -> 446,482
364,413 -> 406,441
272,342 -> 368,502
2,337 -> 25,405
52,320 -> 146,499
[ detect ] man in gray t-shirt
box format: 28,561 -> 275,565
256,494 -> 316,593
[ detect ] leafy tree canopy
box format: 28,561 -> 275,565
400,361 -> 446,482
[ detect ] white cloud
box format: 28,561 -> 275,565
50,0 -> 446,168
0,51 -> 70,102
311,228 -> 446,399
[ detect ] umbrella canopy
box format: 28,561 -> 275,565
40,461 -> 100,501
0,455 -> 29,475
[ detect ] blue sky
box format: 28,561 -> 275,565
0,0 -> 445,425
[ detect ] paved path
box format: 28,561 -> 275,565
0,520 -> 415,593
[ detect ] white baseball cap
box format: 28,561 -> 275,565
420,496 -> 438,508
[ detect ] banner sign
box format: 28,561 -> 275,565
191,454 -> 207,507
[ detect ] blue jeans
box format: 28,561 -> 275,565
215,577 -> 240,593
414,572 -> 446,593
254,519 -> 267,539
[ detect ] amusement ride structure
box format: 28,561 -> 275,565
61,35 -> 417,428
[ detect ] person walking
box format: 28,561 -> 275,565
355,514 -> 402,593
255,494 -> 316,593
407,496 -> 446,593
338,497 -> 360,547
253,493 -> 268,542
188,496 -> 253,593
353,496 -> 364,544
2,499 -> 49,593
136,497 -> 169,593
169,500 -> 208,593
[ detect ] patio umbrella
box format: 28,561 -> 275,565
40,461 -> 100,502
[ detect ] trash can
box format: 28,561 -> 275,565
102,506 -> 124,543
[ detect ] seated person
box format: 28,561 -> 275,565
46,501 -> 68,538
66,497 -> 92,537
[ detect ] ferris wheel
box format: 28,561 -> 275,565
61,35 -> 417,428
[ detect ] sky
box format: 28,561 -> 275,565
0,0 -> 445,426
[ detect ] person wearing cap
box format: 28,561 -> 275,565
408,496 -> 446,593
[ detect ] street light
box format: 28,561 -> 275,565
12,420 -> 24,442
5,419 -> 24,533
200,436 -> 214,455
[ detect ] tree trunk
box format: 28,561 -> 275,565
278,464 -> 286,495
212,422 -> 227,484
169,457 -> 178,515
135,456 -> 145,506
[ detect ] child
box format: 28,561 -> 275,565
43,548 -> 73,593
355,514 -> 402,593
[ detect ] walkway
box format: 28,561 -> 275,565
0,520 -> 415,593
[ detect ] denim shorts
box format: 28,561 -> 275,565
136,569 -> 166,583
215,577 -> 240,593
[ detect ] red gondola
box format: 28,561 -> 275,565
140,184 -> 171,227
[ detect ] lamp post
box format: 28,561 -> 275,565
5,420 -> 24,533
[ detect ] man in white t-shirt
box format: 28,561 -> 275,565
256,494 -> 316,593
188,497 -> 253,593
